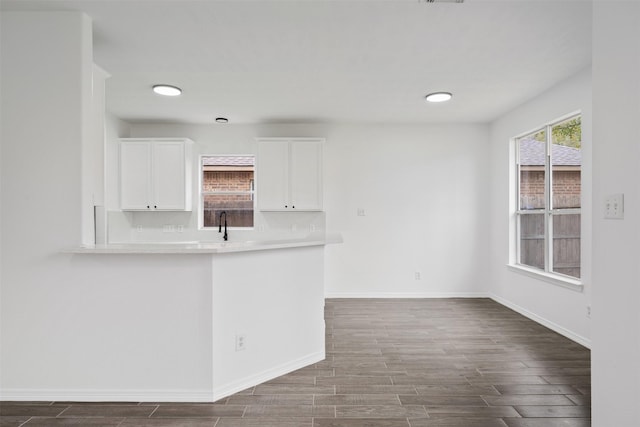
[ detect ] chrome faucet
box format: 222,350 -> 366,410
218,211 -> 228,241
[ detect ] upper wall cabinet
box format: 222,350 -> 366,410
257,138 -> 324,211
119,138 -> 193,211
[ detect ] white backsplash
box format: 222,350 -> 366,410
107,210 -> 326,243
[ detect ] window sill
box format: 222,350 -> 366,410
507,264 -> 584,292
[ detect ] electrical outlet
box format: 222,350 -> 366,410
235,334 -> 246,351
414,271 -> 421,280
357,208 -> 366,216
310,224 -> 316,233
587,306 -> 591,318
176,225 -> 184,233
163,224 -> 175,233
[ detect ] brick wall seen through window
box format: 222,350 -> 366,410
201,156 -> 255,228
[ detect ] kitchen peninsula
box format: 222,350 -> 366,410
66,235 -> 340,401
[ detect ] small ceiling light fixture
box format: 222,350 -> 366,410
152,84 -> 182,96
215,117 -> 229,124
425,92 -> 453,103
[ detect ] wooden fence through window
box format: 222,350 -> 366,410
520,213 -> 581,279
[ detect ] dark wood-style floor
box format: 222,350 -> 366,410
0,298 -> 591,427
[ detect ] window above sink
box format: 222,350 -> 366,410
200,155 -> 255,229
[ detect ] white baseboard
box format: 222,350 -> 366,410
1,352 -> 326,403
212,350 -> 325,401
325,292 -> 489,299
490,294 -> 591,349
2,297 -> 588,402
323,293 -> 591,348
0,388 -> 212,402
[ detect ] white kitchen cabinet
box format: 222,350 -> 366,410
119,138 -> 193,211
257,138 -> 323,211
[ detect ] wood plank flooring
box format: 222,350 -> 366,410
0,298 -> 591,426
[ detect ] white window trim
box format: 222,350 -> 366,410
198,154 -> 256,230
510,112 -> 583,289
507,264 -> 584,292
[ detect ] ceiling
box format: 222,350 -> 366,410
1,0 -> 592,125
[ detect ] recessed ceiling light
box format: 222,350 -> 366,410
152,85 -> 182,96
215,117 -> 229,124
425,92 -> 452,103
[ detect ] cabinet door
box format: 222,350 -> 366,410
120,141 -> 151,210
290,140 -> 323,210
152,142 -> 187,210
257,140 -> 290,210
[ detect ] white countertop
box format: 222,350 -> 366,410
66,234 -> 343,254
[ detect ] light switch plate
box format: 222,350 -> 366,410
604,193 -> 624,219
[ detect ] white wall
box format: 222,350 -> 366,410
323,124 -> 490,297
487,68 -> 592,346
1,255 -> 215,401
0,12 -> 214,402
105,112 -> 132,212
211,247 -> 325,400
591,2 -> 640,425
119,123 -> 490,297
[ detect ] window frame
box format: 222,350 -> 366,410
198,154 -> 256,230
511,112 -> 583,288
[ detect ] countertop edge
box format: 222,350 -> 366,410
64,234 -> 343,255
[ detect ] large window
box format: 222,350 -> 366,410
515,114 -> 581,280
201,155 -> 255,228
